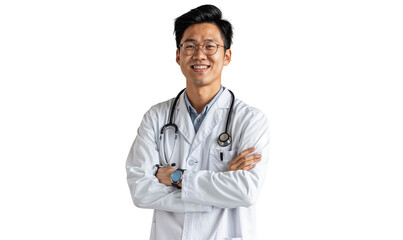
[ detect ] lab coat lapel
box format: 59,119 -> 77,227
174,92 -> 195,144
189,90 -> 232,154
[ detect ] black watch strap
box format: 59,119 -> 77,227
172,182 -> 181,189
154,164 -> 160,176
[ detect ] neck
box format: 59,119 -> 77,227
186,82 -> 221,114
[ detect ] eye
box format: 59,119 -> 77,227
205,44 -> 216,49
184,44 -> 195,49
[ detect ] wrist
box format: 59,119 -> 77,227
156,167 -> 177,186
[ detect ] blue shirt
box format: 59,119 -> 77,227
184,86 -> 225,133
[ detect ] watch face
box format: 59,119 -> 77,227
171,170 -> 182,182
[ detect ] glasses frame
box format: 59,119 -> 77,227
179,42 -> 225,56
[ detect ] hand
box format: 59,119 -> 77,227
226,147 -> 262,171
156,167 -> 177,186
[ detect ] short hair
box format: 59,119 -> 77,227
174,4 -> 233,50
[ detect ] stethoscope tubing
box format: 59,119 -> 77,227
161,88 -> 186,134
159,88 -> 235,166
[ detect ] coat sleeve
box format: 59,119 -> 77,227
126,110 -> 212,213
181,111 -> 270,209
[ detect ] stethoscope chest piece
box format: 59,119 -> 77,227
217,132 -> 232,147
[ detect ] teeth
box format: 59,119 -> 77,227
193,65 -> 208,69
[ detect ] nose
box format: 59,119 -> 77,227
192,45 -> 207,60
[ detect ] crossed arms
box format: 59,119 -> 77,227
126,109 -> 269,212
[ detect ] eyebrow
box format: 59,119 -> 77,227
183,38 -> 218,43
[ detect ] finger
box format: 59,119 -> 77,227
235,147 -> 256,161
243,153 -> 262,162
233,153 -> 261,169
241,164 -> 256,171
238,158 -> 261,169
231,147 -> 256,165
234,162 -> 257,171
232,153 -> 261,169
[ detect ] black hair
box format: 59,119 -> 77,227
174,4 -> 233,50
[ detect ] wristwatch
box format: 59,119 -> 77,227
171,168 -> 185,189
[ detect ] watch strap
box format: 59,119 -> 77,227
172,182 -> 181,189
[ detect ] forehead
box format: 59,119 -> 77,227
181,23 -> 224,43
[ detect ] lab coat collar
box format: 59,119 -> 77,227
216,88 -> 232,109
174,88 -> 232,150
175,93 -> 196,144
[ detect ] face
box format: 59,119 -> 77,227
176,23 -> 231,88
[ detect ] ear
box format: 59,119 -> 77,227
176,49 -> 180,65
223,49 -> 232,66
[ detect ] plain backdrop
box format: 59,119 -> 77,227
1,0 -> 402,239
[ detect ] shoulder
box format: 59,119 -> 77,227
231,97 -> 270,135
231,97 -> 270,148
233,98 -> 268,121
143,98 -> 175,121
137,98 -> 175,137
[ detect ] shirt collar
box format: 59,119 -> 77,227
184,86 -> 225,116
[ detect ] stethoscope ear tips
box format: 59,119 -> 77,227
217,132 -> 232,147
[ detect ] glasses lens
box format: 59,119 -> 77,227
203,42 -> 218,55
182,42 -> 196,55
181,42 -> 219,56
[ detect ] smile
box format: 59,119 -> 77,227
192,65 -> 208,69
191,65 -> 210,71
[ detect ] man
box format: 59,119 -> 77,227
126,4 -> 270,240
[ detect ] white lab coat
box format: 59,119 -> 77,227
126,89 -> 270,240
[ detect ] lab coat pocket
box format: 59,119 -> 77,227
208,148 -> 238,172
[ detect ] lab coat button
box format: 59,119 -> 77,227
188,159 -> 195,166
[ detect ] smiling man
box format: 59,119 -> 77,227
126,5 -> 270,240
176,22 -> 231,114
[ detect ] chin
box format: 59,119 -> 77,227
189,78 -> 212,87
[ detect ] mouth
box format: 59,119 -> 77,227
191,64 -> 210,72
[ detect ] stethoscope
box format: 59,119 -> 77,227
158,88 -> 235,167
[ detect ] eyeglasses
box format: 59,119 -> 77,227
179,42 -> 224,56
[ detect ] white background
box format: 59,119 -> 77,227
1,0 -> 402,239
